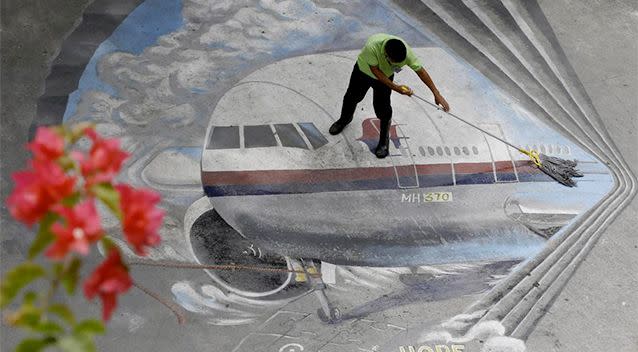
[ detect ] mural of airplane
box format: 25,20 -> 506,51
139,48 -> 612,321
196,49 -> 611,268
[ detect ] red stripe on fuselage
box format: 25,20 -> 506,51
202,161 -> 539,186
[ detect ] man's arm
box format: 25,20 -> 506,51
370,65 -> 413,96
416,67 -> 450,111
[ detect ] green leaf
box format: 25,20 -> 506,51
48,304 -> 76,326
61,257 -> 82,295
60,192 -> 82,207
53,262 -> 65,280
92,183 -> 122,219
7,304 -> 42,328
28,213 -> 58,259
0,262 -> 46,308
23,291 -> 39,305
69,122 -> 94,144
34,320 -> 65,335
15,337 -> 56,352
100,237 -> 117,253
73,319 -> 105,336
52,126 -> 68,139
57,334 -> 96,352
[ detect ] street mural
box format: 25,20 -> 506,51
54,0 -> 613,351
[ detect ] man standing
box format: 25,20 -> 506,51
329,33 -> 450,158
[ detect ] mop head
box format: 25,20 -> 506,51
538,154 -> 584,187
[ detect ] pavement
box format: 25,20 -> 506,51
1,1 -> 636,351
525,1 -> 638,350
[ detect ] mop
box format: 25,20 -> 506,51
410,93 -> 584,187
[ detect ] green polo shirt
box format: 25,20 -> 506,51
356,33 -> 423,80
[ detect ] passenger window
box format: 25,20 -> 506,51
244,125 -> 277,148
454,146 -> 461,155
428,146 -> 435,156
419,146 -> 426,156
540,145 -> 546,154
472,146 -> 479,155
274,124 -> 307,149
298,122 -> 328,149
207,126 -> 240,149
548,144 -> 553,154
436,146 -> 443,156
564,145 -> 571,155
462,146 -> 469,155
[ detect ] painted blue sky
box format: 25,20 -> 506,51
62,0 -> 605,167
63,0 -> 183,121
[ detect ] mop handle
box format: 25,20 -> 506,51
410,93 -> 525,153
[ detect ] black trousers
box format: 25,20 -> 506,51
338,64 -> 394,145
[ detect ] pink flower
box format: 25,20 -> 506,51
6,160 -> 76,225
83,249 -> 132,321
45,200 -> 104,259
115,184 -> 163,256
79,128 -> 129,187
27,127 -> 65,161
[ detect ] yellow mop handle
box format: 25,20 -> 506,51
518,148 -> 542,167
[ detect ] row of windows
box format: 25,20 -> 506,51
415,143 -> 571,158
207,122 -> 328,150
523,144 -> 571,155
208,124 -> 572,158
417,145 -> 480,157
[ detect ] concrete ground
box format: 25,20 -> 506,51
526,1 -> 638,350
1,0 -> 636,351
1,0 -> 96,349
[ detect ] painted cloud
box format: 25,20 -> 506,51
67,0 -> 429,140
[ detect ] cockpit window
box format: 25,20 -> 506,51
298,122 -> 328,149
274,124 -> 308,149
207,126 -> 240,149
208,123 -> 327,150
244,125 -> 277,148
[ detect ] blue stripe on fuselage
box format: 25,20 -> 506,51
203,172 -> 552,197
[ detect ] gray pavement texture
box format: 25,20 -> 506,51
1,1 -> 637,352
0,0 -> 108,349
526,1 -> 638,351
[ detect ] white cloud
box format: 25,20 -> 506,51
481,336 -> 526,352
67,0 -> 427,135
80,0 -> 362,129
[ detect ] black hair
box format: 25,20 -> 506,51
385,39 -> 407,63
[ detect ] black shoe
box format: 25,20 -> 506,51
329,120 -> 349,135
375,143 -> 389,158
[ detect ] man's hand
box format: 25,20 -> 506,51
369,65 -> 413,97
435,94 -> 450,112
397,85 -> 413,96
416,67 -> 450,111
